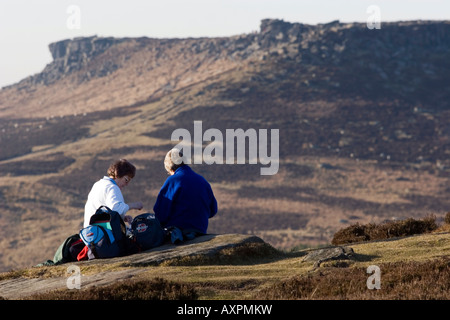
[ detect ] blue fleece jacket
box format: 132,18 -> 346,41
153,166 -> 218,234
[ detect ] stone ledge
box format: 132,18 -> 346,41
0,233 -> 266,299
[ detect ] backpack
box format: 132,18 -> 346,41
79,206 -> 128,259
51,234 -> 86,264
131,213 -> 166,251
64,235 -> 86,262
36,233 -> 86,267
165,226 -> 204,244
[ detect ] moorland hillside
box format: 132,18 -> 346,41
0,19 -> 449,272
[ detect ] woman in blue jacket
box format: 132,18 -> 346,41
153,148 -> 218,236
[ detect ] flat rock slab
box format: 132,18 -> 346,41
111,233 -> 266,267
0,233 -> 265,299
0,268 -> 145,300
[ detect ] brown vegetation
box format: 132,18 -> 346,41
256,256 -> 450,300
24,277 -> 198,300
445,212 -> 450,225
331,215 -> 439,245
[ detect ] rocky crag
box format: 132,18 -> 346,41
11,19 -> 450,85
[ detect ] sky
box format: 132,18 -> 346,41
0,0 -> 448,88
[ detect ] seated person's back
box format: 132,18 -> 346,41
153,149 -> 218,235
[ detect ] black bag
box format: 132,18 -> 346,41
80,206 -> 128,259
131,213 -> 166,251
53,234 -> 85,264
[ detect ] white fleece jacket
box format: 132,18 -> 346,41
84,176 -> 129,227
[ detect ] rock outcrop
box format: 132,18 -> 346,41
302,246 -> 354,268
12,19 -> 450,89
0,234 -> 272,299
32,36 -> 124,85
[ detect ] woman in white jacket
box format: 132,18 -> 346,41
84,159 -> 143,227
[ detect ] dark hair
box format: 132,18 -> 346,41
107,159 -> 136,179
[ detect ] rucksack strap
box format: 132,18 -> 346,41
89,243 -> 99,259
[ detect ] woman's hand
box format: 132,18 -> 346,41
124,215 -> 134,224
